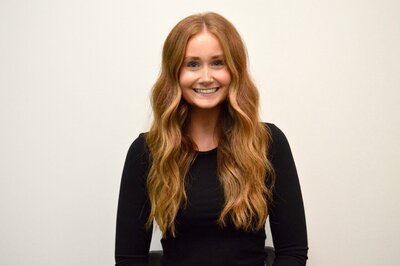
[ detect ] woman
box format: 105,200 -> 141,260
115,12 -> 308,266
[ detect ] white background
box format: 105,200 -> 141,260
1,0 -> 399,265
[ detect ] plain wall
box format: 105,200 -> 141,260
1,0 -> 399,265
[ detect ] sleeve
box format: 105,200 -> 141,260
115,133 -> 153,266
267,124 -> 308,266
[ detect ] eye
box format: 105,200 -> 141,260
211,59 -> 225,68
186,61 -> 200,68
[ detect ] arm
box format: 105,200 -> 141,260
115,133 -> 153,266
267,124 -> 308,265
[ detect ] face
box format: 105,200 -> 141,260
179,30 -> 231,111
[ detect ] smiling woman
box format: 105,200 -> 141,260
115,12 -> 308,266
179,30 -> 231,112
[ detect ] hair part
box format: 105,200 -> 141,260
146,12 -> 275,237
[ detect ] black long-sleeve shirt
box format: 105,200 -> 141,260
115,123 -> 308,265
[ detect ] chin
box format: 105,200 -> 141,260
189,100 -> 226,110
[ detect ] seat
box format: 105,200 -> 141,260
149,246 -> 275,266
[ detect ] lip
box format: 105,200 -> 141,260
193,87 -> 220,94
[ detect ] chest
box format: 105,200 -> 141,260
176,151 -> 225,227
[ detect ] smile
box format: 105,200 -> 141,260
193,87 -> 219,94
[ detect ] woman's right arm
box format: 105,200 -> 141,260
115,133 -> 153,266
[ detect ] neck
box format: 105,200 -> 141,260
187,106 -> 220,151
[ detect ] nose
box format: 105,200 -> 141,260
199,66 -> 213,85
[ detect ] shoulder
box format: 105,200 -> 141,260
262,122 -> 290,145
263,122 -> 282,136
262,122 -> 292,159
129,132 -> 148,150
126,132 -> 150,164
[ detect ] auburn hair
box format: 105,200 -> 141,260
145,12 -> 275,237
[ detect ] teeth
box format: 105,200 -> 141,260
193,87 -> 218,94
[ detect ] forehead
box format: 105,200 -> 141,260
185,31 -> 224,57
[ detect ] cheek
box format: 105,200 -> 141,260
217,70 -> 232,86
179,70 -> 195,89
179,71 -> 193,103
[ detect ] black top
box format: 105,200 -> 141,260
115,123 -> 308,266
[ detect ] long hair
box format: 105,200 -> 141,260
145,12 -> 275,237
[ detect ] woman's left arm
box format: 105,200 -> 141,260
267,124 -> 308,266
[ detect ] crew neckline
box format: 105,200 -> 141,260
196,146 -> 218,155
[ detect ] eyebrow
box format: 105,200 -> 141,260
184,55 -> 224,60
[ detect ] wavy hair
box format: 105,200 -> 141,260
145,12 -> 275,237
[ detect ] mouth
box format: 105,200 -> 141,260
193,87 -> 219,94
